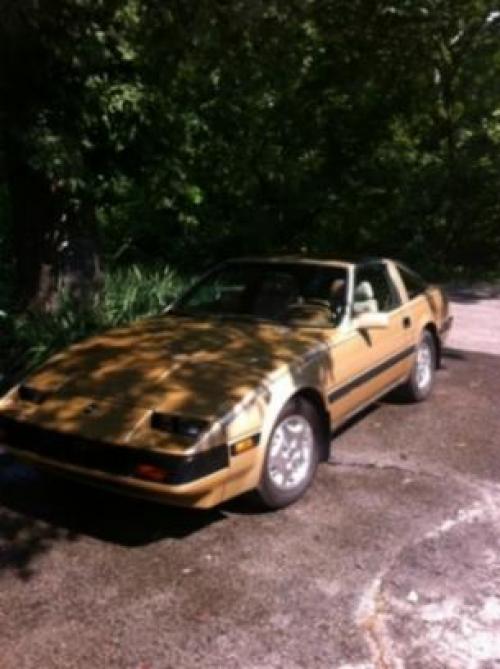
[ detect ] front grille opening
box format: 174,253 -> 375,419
0,416 -> 228,484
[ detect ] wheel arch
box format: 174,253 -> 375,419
284,387 -> 331,463
423,321 -> 441,368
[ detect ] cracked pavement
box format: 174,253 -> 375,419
1,293 -> 500,668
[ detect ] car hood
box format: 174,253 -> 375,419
23,315 -> 331,420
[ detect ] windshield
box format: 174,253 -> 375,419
173,262 -> 348,328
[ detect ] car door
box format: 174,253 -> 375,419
395,262 -> 443,342
328,261 -> 415,424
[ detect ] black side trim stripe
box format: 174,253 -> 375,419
328,345 -> 415,404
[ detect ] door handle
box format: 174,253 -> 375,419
402,316 -> 412,329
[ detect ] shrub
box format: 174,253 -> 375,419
0,264 -> 189,391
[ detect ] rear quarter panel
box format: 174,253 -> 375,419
391,262 -> 447,340
408,286 -> 447,338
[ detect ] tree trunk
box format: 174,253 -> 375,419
4,141 -> 102,312
4,144 -> 58,309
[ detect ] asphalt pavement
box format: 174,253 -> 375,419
447,283 -> 500,356
0,294 -> 499,669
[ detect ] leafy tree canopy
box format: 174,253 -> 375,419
1,0 -> 499,307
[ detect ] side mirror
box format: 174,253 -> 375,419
353,312 -> 389,330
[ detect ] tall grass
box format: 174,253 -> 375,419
100,264 -> 185,325
0,264 -> 189,390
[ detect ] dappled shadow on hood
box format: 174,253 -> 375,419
3,314 -> 335,446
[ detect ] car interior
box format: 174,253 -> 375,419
176,263 -> 352,327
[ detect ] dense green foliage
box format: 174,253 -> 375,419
0,264 -> 186,389
1,1 -> 500,379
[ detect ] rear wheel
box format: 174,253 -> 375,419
401,330 -> 436,401
257,398 -> 320,509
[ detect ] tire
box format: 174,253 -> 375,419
256,398 -> 320,509
401,330 -> 436,402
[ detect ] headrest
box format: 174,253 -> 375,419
355,281 -> 374,301
330,279 -> 346,298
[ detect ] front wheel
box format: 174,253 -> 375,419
401,330 -> 436,402
256,398 -> 320,509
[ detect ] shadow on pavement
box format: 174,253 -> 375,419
442,348 -> 468,361
0,454 -> 224,579
330,402 -> 381,439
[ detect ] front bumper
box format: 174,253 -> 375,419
0,415 -> 230,508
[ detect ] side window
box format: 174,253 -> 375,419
353,264 -> 401,314
398,266 -> 427,299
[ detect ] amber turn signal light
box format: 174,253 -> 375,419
231,435 -> 259,456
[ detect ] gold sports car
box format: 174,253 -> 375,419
0,257 -> 452,509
